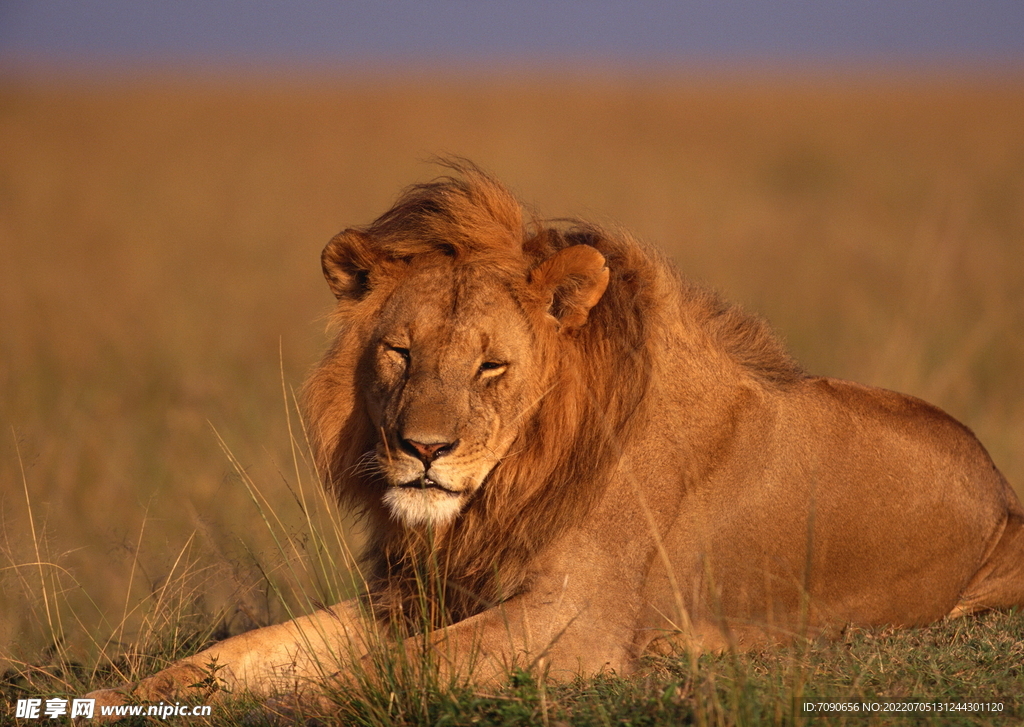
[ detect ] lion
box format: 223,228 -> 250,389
89,161 -> 1024,713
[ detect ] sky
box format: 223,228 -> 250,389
1,0 -> 1023,75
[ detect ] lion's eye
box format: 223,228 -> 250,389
386,345 -> 411,364
478,361 -> 508,377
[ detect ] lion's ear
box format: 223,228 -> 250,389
529,244 -> 609,329
321,229 -> 379,301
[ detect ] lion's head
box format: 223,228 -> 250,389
303,162 -> 658,622
342,238 -> 608,528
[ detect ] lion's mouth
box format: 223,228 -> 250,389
397,475 -> 459,495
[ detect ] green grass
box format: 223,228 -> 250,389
5,611 -> 1023,725
1,73 -> 1023,724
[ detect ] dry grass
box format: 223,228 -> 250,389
1,73 -> 1022,682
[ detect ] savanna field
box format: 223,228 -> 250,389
1,74 -> 1023,724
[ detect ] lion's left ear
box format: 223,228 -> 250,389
528,244 -> 609,330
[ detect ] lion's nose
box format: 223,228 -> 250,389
401,438 -> 458,465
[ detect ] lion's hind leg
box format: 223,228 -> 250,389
949,499 -> 1024,618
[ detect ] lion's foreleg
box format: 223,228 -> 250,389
87,599 -> 372,709
346,591 -> 633,692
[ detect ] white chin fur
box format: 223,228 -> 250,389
383,487 -> 464,527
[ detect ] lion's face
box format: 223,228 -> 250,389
364,263 -> 544,527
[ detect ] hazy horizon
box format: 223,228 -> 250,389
2,0 -> 1023,77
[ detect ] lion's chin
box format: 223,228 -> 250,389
383,486 -> 464,527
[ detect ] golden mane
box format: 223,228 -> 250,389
303,162 -> 803,629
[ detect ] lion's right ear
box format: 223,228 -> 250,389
321,229 -> 379,301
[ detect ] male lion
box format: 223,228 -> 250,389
90,162 -> 1024,711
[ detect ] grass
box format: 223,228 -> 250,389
1,71 -> 1023,723
300,611 -> 1024,726
6,606 -> 1024,725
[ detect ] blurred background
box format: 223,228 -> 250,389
1,1 -> 1022,668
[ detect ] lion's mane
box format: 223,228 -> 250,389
303,162 -> 803,630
